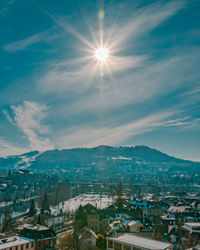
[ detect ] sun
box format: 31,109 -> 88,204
95,47 -> 108,62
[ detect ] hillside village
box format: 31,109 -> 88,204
0,168 -> 200,249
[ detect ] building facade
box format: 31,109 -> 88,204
106,234 -> 172,250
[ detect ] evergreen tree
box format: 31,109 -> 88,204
73,205 -> 87,250
116,181 -> 124,211
29,199 -> 37,216
41,192 -> 50,214
7,169 -> 12,180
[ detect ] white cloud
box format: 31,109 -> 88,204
55,110 -> 178,148
2,110 -> 14,124
54,108 -> 199,150
37,0 -> 188,101
108,1 -> 185,48
37,0 -> 185,94
52,50 -> 199,118
10,101 -> 54,151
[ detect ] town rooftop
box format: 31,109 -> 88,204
0,236 -> 33,250
107,234 -> 172,250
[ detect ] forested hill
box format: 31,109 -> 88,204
0,145 -> 199,173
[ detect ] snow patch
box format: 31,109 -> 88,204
51,194 -> 114,215
14,152 -> 41,169
112,156 -> 132,160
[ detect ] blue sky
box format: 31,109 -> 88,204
0,0 -> 200,160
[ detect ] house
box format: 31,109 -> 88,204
166,205 -> 199,225
0,236 -> 34,250
1,222 -> 56,250
109,220 -> 121,237
128,220 -> 143,233
83,204 -> 101,233
37,212 -> 64,232
186,245 -> 200,250
57,226 -> 97,250
168,205 -> 190,213
182,222 -> 200,233
183,216 -> 199,223
179,223 -> 200,248
106,234 -> 172,250
109,219 -> 143,236
161,214 -> 176,226
20,224 -> 57,250
80,227 -> 97,250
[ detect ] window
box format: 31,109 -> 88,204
114,242 -> 121,250
21,245 -> 23,250
124,245 -> 131,250
31,242 -> 34,247
26,243 -> 29,249
108,240 -> 113,248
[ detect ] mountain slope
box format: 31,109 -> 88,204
0,145 -> 198,171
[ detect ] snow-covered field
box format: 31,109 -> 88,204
51,194 -> 114,215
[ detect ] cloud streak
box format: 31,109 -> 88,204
55,110 -> 192,149
2,110 -> 14,125
10,101 -> 54,151
107,1 -> 185,49
2,31 -> 52,52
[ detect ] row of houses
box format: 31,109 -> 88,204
81,193 -> 200,249
0,191 -> 200,249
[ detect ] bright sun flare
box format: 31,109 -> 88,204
95,47 -> 108,62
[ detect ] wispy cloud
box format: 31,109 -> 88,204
107,1 -> 185,49
36,1 -> 184,92
2,110 -> 14,125
37,0 -> 187,97
55,110 -> 191,148
2,31 -> 51,52
9,101 -> 54,151
47,49 -> 199,119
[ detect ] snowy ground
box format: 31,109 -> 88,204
14,152 -> 41,169
51,194 -> 114,215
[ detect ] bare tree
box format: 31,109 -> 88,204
56,232 -> 75,250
